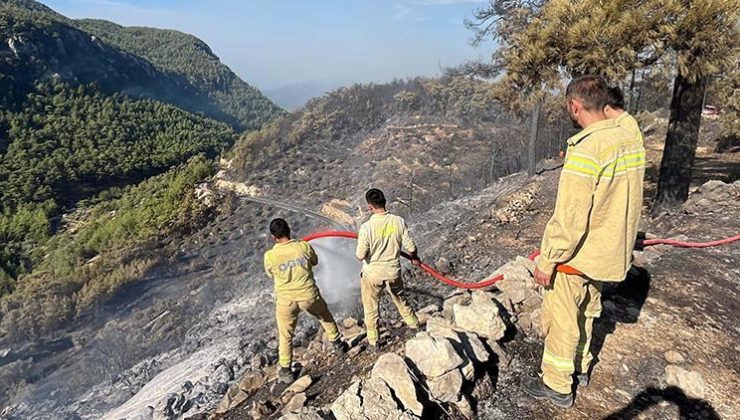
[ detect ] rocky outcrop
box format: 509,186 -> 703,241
452,291 -> 507,340
682,180 -> 740,214
210,255 -> 543,419
371,353 -> 424,417
665,365 -> 707,398
331,378 -> 418,420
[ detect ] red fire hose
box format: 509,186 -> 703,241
303,231 -> 740,290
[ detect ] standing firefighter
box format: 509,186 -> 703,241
355,189 -> 421,350
522,76 -> 645,407
604,86 -> 642,140
263,218 -> 346,384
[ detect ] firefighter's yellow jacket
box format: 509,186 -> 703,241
537,118 -> 645,282
355,212 -> 416,280
264,240 -> 320,302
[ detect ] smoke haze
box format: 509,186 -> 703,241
310,237 -> 362,316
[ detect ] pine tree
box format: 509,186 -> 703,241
468,0 -> 740,208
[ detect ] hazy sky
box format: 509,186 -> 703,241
42,0 -> 494,90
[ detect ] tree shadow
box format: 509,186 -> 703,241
603,386 -> 719,419
691,156 -> 740,185
587,266 -> 651,378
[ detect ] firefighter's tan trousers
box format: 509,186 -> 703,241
361,274 -> 419,345
541,272 -> 603,394
276,295 -> 339,368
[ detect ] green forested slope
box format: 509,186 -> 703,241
0,82 -> 235,294
76,19 -> 284,130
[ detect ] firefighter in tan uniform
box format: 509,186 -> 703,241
263,218 -> 346,384
355,188 -> 420,350
521,76 -> 645,407
605,86 -> 642,141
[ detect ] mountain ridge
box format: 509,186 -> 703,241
0,0 -> 283,130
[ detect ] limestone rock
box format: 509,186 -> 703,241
664,350 -> 685,365
665,365 -> 707,398
495,293 -> 515,314
683,180 -> 740,214
371,353 -> 424,417
284,375 -> 313,395
501,265 -> 534,285
405,332 -> 465,378
514,256 -> 537,274
239,371 -> 266,394
215,386 -> 249,414
428,368 -> 463,403
250,401 -> 270,419
282,393 -> 307,414
443,291 -> 471,320
426,316 -> 460,342
279,407 -> 325,419
453,291 -> 506,340
454,395 -> 475,419
458,332 -> 490,365
461,360 -> 474,382
529,308 -> 544,338
331,378 -> 417,420
506,287 -> 532,304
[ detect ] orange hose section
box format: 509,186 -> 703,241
303,231 -> 740,290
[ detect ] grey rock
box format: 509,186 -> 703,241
453,291 -> 506,340
279,407 -> 325,419
282,393 -> 307,414
428,368 -> 463,403
405,332 -> 465,378
215,385 -> 249,414
665,365 -> 707,398
284,375 -> 313,395
443,292 -> 471,320
331,378 -> 418,420
212,363 -> 234,383
371,353 -> 424,417
239,371 -> 266,393
664,350 -> 685,364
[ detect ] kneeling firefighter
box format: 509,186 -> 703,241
263,218 -> 346,384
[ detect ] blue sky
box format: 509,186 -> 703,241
42,0 -> 494,91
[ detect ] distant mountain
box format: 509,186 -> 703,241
76,19 -> 283,130
264,80 -> 348,111
0,0 -> 283,130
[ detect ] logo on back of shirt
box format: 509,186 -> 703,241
279,257 -> 309,272
375,224 -> 397,238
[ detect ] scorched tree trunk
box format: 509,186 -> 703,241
654,72 -> 706,210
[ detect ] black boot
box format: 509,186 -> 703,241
521,376 -> 574,408
331,338 -> 347,355
278,366 -> 294,384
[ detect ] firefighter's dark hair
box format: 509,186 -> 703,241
365,188 -> 387,208
606,86 -> 626,110
566,75 -> 609,111
269,218 -> 291,239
